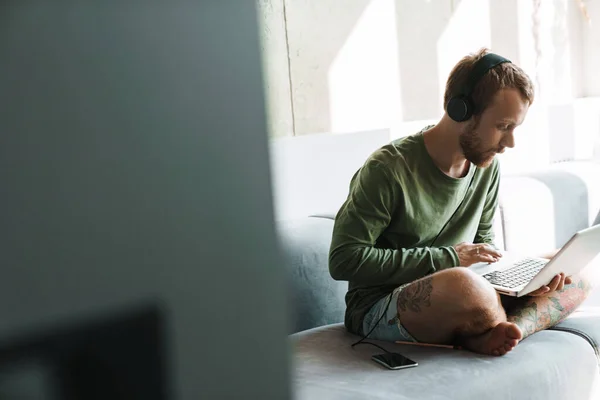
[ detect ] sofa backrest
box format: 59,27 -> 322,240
269,129 -> 390,221
272,130 -> 600,333
499,162 -> 600,254
277,218 -> 345,333
270,130 -> 389,333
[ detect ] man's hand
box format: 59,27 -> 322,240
528,273 -> 573,296
453,242 -> 502,267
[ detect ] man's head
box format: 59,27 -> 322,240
444,49 -> 534,167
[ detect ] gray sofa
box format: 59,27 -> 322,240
272,132 -> 600,399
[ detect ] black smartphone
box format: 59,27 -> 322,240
371,353 -> 418,370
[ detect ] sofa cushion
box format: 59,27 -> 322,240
277,217 -> 347,333
291,324 -> 599,400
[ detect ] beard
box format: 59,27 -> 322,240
459,118 -> 496,168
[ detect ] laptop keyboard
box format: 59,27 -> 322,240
482,258 -> 548,289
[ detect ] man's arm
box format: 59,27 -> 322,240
328,160 -> 460,286
474,159 -> 500,247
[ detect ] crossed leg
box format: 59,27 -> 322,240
396,267 -> 592,356
504,275 -> 592,339
502,250 -> 595,337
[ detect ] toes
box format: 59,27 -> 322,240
505,323 -> 523,341
493,344 -> 514,357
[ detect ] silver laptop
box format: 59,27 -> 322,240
478,224 -> 600,297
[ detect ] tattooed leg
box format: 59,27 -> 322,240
396,276 -> 433,313
396,268 -> 520,355
507,275 -> 592,338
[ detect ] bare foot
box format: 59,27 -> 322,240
461,322 -> 523,356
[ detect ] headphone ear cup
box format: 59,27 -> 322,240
447,95 -> 473,122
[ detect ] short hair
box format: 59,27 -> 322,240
443,48 -> 535,116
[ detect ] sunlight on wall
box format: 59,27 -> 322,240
515,0 -> 599,167
328,0 -> 402,133
436,0 -> 491,112
530,0 -> 576,101
495,0 -> 553,173
516,0 -> 536,76
584,0 -> 600,96
548,98 -> 600,162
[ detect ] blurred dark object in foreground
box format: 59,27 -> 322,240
0,305 -> 166,400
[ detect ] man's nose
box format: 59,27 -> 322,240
502,131 -> 515,149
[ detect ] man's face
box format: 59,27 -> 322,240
459,88 -> 530,168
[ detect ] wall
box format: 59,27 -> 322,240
257,0 -> 295,137
259,0 -> 598,152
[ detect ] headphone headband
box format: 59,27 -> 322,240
461,53 -> 511,96
447,52 -> 512,122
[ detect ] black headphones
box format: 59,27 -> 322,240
446,53 -> 512,122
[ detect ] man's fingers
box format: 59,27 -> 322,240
460,243 -> 503,265
556,274 -> 565,292
479,254 -> 496,263
530,274 -> 565,296
488,248 -> 503,258
547,275 -> 561,292
565,276 -> 573,285
479,244 -> 502,258
529,286 -> 550,296
483,252 -> 502,260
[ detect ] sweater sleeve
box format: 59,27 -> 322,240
474,159 -> 500,248
328,160 -> 460,286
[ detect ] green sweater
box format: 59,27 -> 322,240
329,128 -> 500,335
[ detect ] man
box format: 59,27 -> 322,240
329,49 -> 592,357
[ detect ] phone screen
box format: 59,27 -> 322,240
371,353 -> 418,370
